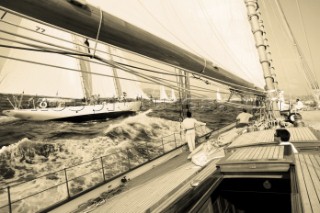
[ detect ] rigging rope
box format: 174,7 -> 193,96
92,7 -> 103,57
0,40 -> 218,96
0,8 -> 266,97
0,32 -> 263,97
275,0 -> 319,90
0,14 -> 185,78
166,0 -> 212,59
138,0 -> 203,59
295,0 -> 317,83
197,0 -> 257,84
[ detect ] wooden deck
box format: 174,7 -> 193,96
227,145 -> 284,161
227,129 -> 276,149
295,153 -> 320,213
288,127 -> 318,142
91,159 -> 219,213
288,127 -> 320,149
217,145 -> 291,173
150,159 -> 220,212
227,126 -> 320,151
87,126 -> 319,212
48,115 -> 320,213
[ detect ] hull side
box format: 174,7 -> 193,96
2,101 -> 141,122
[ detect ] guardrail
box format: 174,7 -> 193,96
0,131 -> 186,213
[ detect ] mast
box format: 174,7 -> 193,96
73,36 -> 93,99
185,71 -> 191,111
0,0 -> 264,95
107,46 -> 122,98
245,0 -> 280,116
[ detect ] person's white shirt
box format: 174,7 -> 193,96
236,112 -> 253,124
295,100 -> 304,110
182,118 -> 205,130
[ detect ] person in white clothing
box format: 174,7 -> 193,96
236,109 -> 253,128
294,98 -> 304,112
182,111 -> 206,152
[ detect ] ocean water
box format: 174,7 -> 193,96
0,102 -> 240,212
0,103 -> 240,179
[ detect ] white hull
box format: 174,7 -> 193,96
2,101 -> 141,121
152,99 -> 177,103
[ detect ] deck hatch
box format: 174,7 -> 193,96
217,145 -> 292,173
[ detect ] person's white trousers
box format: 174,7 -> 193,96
185,130 -> 196,152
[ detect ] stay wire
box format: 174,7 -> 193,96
0,14 -> 264,96
0,16 -> 181,77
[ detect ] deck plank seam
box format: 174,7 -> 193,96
295,154 -> 312,212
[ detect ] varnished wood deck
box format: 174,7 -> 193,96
218,145 -> 291,173
227,126 -> 320,151
227,146 -> 284,161
295,153 -> 320,213
48,112 -> 320,213
92,159 -> 219,212
288,127 -> 318,142
227,129 -> 276,149
151,159 -> 220,212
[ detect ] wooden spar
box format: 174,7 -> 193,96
0,0 -> 264,95
245,0 -> 279,114
245,0 -> 276,92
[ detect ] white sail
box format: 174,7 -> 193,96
0,17 -> 83,98
216,88 -> 222,102
170,89 -> 177,101
88,43 -> 118,98
0,15 -> 147,101
73,36 -> 93,99
89,0 -> 266,89
159,85 -> 168,100
0,13 -> 145,121
108,47 -> 148,99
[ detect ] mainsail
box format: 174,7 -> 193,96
0,9 -> 147,121
0,17 -> 83,98
0,15 -> 147,100
0,0 -> 267,95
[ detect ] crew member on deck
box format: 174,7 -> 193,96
294,98 -> 304,112
236,109 -> 253,128
182,111 -> 206,153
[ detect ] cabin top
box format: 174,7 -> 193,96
227,127 -> 320,150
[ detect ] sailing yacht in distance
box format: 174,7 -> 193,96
152,86 -> 177,103
0,16 -> 144,122
216,88 -> 223,103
